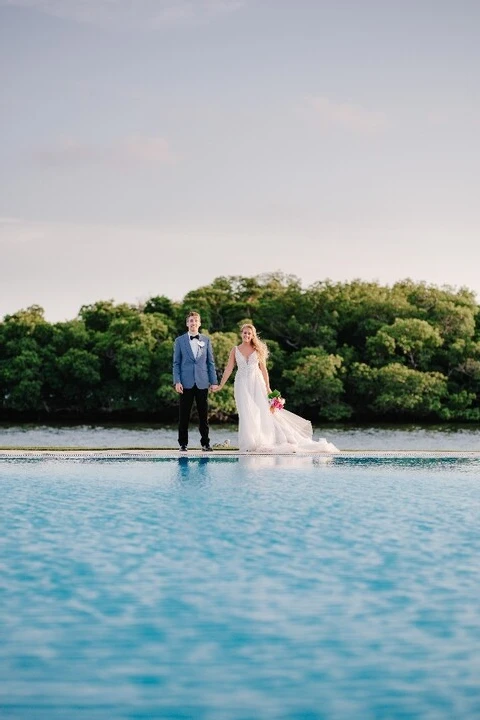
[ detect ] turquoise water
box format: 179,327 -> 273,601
1,456 -> 480,719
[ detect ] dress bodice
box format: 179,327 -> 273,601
235,347 -> 258,376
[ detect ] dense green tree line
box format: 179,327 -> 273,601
1,273 -> 480,422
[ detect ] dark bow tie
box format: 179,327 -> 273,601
189,334 -> 200,340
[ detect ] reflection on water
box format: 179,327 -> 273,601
176,456 -> 211,481
239,454 -> 334,469
166,455 -> 334,475
163,454 -> 335,481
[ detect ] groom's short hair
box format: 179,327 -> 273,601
186,311 -> 201,321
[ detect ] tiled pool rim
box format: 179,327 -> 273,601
1,450 -> 480,459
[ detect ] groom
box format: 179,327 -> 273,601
172,311 -> 218,451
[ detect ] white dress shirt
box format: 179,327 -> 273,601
189,335 -> 200,358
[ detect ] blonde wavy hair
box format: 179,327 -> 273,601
241,323 -> 269,365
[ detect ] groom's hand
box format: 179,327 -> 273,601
210,384 -> 219,391
175,382 -> 183,394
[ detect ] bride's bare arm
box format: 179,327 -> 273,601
259,361 -> 272,395
214,348 -> 236,391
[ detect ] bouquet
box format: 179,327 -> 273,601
268,389 -> 285,413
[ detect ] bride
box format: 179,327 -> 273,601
214,324 -> 339,454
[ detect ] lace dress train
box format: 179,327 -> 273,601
234,348 -> 339,454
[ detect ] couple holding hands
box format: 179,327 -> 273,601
172,311 -> 338,454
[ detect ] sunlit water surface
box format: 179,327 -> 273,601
1,456 -> 480,719
2,422 -> 480,450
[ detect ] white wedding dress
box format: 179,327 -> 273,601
234,348 -> 339,454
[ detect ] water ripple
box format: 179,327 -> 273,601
1,458 -> 480,719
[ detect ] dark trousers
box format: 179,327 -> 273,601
178,385 -> 210,448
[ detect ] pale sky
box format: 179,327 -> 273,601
1,0 -> 479,322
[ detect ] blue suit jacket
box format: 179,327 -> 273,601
172,333 -> 218,390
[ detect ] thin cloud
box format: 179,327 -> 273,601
0,0 -> 246,29
0,216 -> 23,224
32,135 -> 175,170
0,218 -> 46,244
306,95 -> 386,134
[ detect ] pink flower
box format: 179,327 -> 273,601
268,392 -> 285,413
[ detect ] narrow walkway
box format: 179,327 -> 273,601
0,449 -> 479,459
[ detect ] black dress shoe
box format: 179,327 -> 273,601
179,445 -> 188,452
202,445 -> 213,452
